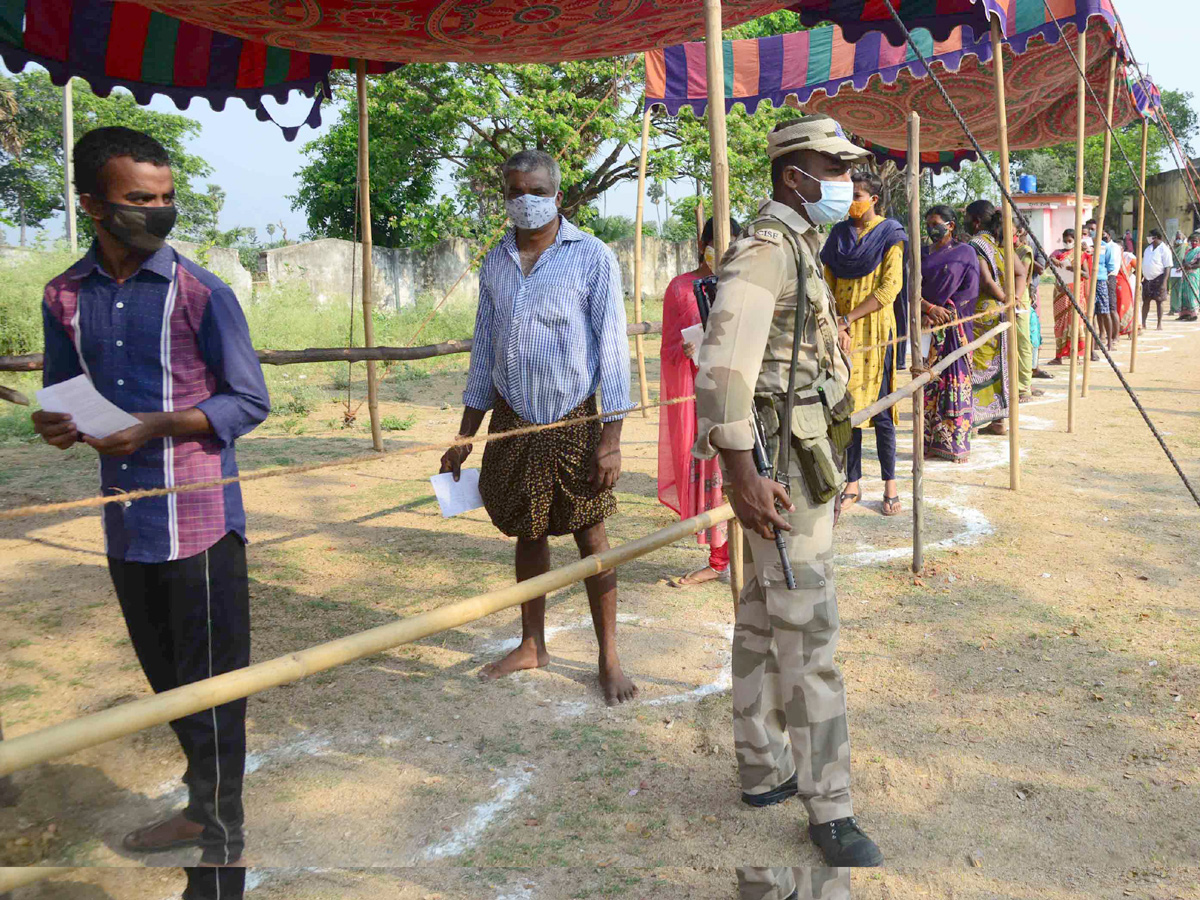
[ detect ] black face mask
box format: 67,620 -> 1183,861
100,202 -> 177,253
927,223 -> 949,244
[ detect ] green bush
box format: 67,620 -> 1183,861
0,249 -> 79,356
381,413 -> 416,432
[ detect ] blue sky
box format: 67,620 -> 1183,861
3,4 -> 1194,246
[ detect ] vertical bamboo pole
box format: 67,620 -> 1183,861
632,107 -> 653,417
1067,30 -> 1087,434
1082,53 -> 1118,398
991,21 -> 1020,491
907,113 -> 924,574
695,180 -> 706,244
356,60 -> 383,452
1131,119 -> 1149,373
703,0 -> 741,607
62,80 -> 77,255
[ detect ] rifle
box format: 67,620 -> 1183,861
693,275 -> 796,590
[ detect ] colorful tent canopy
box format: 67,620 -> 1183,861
0,1 -> 395,131
790,0 -> 1008,45
645,0 -> 1157,170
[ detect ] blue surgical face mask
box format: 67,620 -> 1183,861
789,165 -> 854,226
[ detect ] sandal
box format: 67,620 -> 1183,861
839,489 -> 860,510
881,495 -> 902,517
669,566 -> 723,588
123,815 -> 205,854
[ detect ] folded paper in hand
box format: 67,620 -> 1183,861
36,375 -> 141,440
680,324 -> 704,358
430,469 -> 484,518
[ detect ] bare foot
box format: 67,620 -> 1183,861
480,640 -> 548,680
599,656 -> 638,706
123,812 -> 204,853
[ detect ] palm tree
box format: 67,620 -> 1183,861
0,83 -> 28,245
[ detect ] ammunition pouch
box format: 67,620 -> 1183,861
755,377 -> 851,505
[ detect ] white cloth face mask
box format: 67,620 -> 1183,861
506,193 -> 559,230
789,165 -> 854,226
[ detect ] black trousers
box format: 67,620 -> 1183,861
108,531 -> 249,865
183,866 -> 245,900
845,344 -> 897,484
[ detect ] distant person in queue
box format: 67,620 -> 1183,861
31,126 -> 268,898
693,114 -> 884,870
439,149 -> 637,706
820,169 -> 906,517
657,216 -> 742,587
1141,229 -> 1173,330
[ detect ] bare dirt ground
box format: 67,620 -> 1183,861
3,310 -> 1199,900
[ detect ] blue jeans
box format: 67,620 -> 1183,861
846,345 -> 896,484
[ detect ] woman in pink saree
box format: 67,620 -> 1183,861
657,217 -> 740,587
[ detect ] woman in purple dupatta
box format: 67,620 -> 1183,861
921,205 -> 980,462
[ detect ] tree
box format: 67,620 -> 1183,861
0,71 -> 218,243
293,59 -> 648,248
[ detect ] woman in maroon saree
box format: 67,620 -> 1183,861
657,217 -> 740,586
921,205 -> 980,463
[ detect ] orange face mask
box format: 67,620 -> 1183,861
849,198 -> 873,220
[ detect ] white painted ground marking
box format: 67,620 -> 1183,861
495,886 -> 536,900
836,492 -> 993,567
482,614 -> 654,654
644,624 -> 735,707
421,765 -> 535,860
152,734 -> 336,803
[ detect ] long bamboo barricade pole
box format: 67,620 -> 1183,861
0,385 -> 27,405
695,181 -> 705,242
1068,29 -> 1087,434
356,60 -> 383,452
702,0 -> 742,609
1081,52 -> 1118,398
0,324 -> 662,372
991,20 -> 1020,492
907,112 -> 924,574
633,107 -> 653,417
0,507 -> 733,778
1131,119 -> 1149,373
0,867 -> 75,894
62,79 -> 77,254
0,322 -> 1009,780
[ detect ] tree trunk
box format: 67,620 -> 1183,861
18,191 -> 25,247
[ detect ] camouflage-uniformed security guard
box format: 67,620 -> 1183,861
736,867 -> 851,900
693,115 -> 883,866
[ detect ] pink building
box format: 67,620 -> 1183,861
1013,192 -> 1099,253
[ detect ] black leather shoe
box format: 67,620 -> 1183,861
807,816 -> 884,866
741,773 -> 798,808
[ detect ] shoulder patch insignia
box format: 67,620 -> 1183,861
754,228 -> 783,245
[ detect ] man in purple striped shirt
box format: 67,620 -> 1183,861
32,127 -> 268,877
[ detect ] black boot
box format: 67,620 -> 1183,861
741,773 -> 798,808
807,816 -> 884,866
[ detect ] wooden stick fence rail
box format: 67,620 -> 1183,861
0,506 -> 735,778
0,324 -> 662,374
0,320 -> 1010,778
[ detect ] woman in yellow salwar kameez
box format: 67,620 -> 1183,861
964,200 -> 1027,437
822,171 -> 907,516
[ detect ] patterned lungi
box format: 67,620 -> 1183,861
479,395 -> 616,540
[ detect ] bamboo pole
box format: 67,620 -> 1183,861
356,60 -> 383,452
702,0 -> 742,608
1082,53 -> 1118,398
1068,29 -> 1087,434
695,179 -> 706,242
991,21 -> 1020,491
632,107 -> 653,417
0,507 -> 736,778
62,80 -> 77,255
0,324 -> 662,373
907,112 -> 924,574
0,385 -> 28,405
0,867 -> 75,894
1131,119 -> 1149,373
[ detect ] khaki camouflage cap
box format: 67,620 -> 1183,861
767,114 -> 870,162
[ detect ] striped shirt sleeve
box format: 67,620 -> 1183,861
463,269 -> 499,412
590,246 -> 631,422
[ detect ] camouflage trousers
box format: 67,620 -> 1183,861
733,479 -> 853,825
737,867 -> 851,900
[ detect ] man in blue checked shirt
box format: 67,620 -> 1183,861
440,149 -> 637,706
31,127 -> 267,887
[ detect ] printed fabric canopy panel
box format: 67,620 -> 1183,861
790,0 -> 1008,45
1,1 -> 398,136
646,0 -> 1156,171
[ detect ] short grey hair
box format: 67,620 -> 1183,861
501,149 -> 561,192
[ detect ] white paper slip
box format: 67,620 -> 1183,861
430,468 -> 484,518
36,374 -> 141,440
920,332 -> 932,360
680,323 -> 705,356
